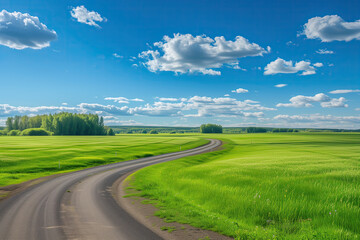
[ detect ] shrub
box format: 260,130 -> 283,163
7,130 -> 21,136
149,130 -> 158,134
142,129 -> 148,134
0,130 -> 8,136
21,128 -> 52,136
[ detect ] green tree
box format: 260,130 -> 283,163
200,124 -> 223,133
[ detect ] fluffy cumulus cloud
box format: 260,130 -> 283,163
0,10 -> 57,50
184,96 -> 275,118
302,15 -> 360,42
277,93 -> 348,108
329,89 -> 360,94
232,88 -> 248,93
70,6 -> 106,27
274,114 -> 360,128
316,49 -> 334,54
0,104 -> 78,117
131,102 -> 185,117
275,84 -> 287,88
0,94 -> 275,120
139,33 -> 269,75
264,58 -> 322,75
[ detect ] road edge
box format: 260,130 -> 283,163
112,140 -> 233,240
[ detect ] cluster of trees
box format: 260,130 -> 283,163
5,113 -> 115,136
272,128 -> 299,133
200,124 -> 223,133
246,127 -> 267,133
110,126 -> 199,134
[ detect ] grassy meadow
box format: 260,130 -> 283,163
129,133 -> 360,239
0,135 -> 208,187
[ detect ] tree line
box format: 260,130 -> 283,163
200,124 -> 223,133
5,113 -> 115,136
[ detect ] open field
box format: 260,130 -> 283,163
0,135 -> 208,187
129,133 -> 360,239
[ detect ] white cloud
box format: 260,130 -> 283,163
231,88 -> 249,93
224,94 -> 230,97
105,97 -> 129,104
313,62 -> 324,67
104,97 -> 144,104
104,119 -> 142,126
286,41 -> 298,46
78,103 -> 131,115
302,15 -> 360,42
70,6 -> 106,28
61,103 -> 68,106
275,84 -> 287,88
131,98 -> 144,102
329,89 -> 360,94
157,97 -> 178,102
0,104 -> 78,117
131,102 -> 184,117
274,114 -> 360,128
0,10 -> 57,50
316,49 -> 334,54
113,53 -> 123,58
0,95 -> 274,120
185,96 -> 275,118
139,33 -> 269,75
264,58 -> 322,75
277,93 -> 348,108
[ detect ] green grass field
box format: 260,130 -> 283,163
129,133 -> 360,239
0,135 -> 208,187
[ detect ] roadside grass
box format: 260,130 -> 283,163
0,135 -> 208,186
129,133 -> 360,239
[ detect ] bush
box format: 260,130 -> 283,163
7,130 -> 21,136
142,130 -> 148,134
149,130 -> 158,134
0,130 -> 8,136
21,128 -> 52,136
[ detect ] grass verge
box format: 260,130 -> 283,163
0,135 -> 208,187
128,133 -> 360,239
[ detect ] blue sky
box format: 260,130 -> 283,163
0,0 -> 359,128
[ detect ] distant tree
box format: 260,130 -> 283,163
107,128 -> 115,136
142,129 -> 148,134
200,124 -> 223,133
246,127 -> 267,133
149,130 -> 158,134
6,117 -> 13,131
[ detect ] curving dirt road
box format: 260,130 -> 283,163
0,139 -> 221,240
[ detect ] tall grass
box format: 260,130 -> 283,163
0,135 -> 208,186
130,133 -> 360,239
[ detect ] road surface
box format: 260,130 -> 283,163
0,139 -> 221,240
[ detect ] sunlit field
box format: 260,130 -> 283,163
0,135 -> 208,186
130,133 -> 360,239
